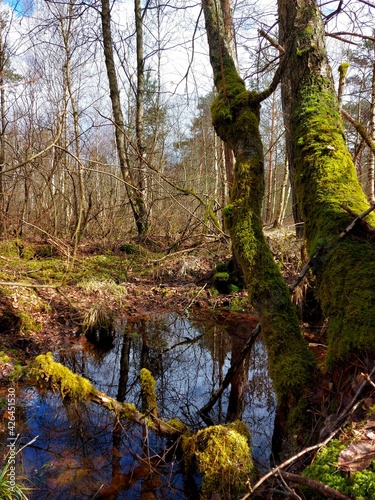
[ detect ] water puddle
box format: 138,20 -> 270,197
2,311 -> 276,499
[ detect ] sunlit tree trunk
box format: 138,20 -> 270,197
265,92 -> 276,224
0,37 -> 6,238
273,157 -> 289,228
278,0 -> 375,370
100,0 -> 149,236
134,0 -> 149,234
60,3 -> 87,254
0,15 -> 8,238
201,0 -> 315,447
368,44 -> 375,203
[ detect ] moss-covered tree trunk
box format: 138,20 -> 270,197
278,0 -> 375,369
201,0 -> 315,447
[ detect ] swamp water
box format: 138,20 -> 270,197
4,311 -> 276,499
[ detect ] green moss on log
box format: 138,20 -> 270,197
182,423 -> 253,498
319,239 -> 375,365
28,352 -> 95,400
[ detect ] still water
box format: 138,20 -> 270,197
7,311 -> 276,499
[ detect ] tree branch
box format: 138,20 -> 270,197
341,109 -> 375,155
259,29 -> 285,53
280,471 -> 350,499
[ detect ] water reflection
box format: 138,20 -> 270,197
3,311 -> 276,498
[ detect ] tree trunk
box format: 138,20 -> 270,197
134,0 -> 149,235
265,91 -> 276,224
278,0 -> 375,368
100,0 -> 149,235
201,0 -> 315,447
273,157 -> 289,228
368,44 -> 375,204
0,17 -> 8,238
60,4 -> 87,254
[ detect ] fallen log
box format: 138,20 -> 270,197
27,352 -> 186,438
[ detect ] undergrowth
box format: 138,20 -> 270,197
303,438 -> 375,499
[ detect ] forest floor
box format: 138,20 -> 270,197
0,230 -> 303,375
2,234 -> 375,499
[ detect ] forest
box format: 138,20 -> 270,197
0,0 -> 375,498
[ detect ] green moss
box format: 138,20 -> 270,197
303,440 -> 349,497
211,67 -> 259,146
140,368 -> 158,416
18,311 -> 41,334
293,82 -> 373,253
318,238 -> 375,366
292,76 -> 375,366
0,351 -> 11,363
212,259 -> 243,294
212,271 -> 232,294
120,403 -> 138,420
28,352 -> 95,400
0,239 -> 35,259
302,439 -> 375,499
228,283 -> 240,293
182,424 -> 253,498
338,62 -> 350,78
297,47 -> 312,57
222,204 -> 233,219
166,418 -> 189,433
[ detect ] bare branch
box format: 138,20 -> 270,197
327,31 -> 375,43
341,109 -> 375,155
259,29 -> 285,53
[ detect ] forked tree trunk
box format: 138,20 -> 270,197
101,0 -> 149,235
201,0 -> 315,446
278,0 -> 375,369
134,0 -> 149,234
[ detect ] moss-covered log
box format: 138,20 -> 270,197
278,0 -> 375,368
28,353 -> 184,437
201,0 -> 315,442
27,353 -> 255,497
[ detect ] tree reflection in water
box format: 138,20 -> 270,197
12,311 -> 276,498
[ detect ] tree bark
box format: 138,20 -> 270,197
201,0 -> 315,446
134,0 -> 149,234
100,0 -> 149,235
278,0 -> 375,368
368,43 -> 375,203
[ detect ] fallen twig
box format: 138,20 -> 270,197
241,418 -> 354,500
280,471 -> 350,499
184,283 -> 208,313
0,281 -> 61,289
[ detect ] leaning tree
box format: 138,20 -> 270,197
201,0 -> 316,448
278,0 -> 375,379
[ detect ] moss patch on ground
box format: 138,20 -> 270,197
302,438 -> 375,500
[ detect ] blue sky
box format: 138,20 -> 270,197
3,0 -> 34,17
